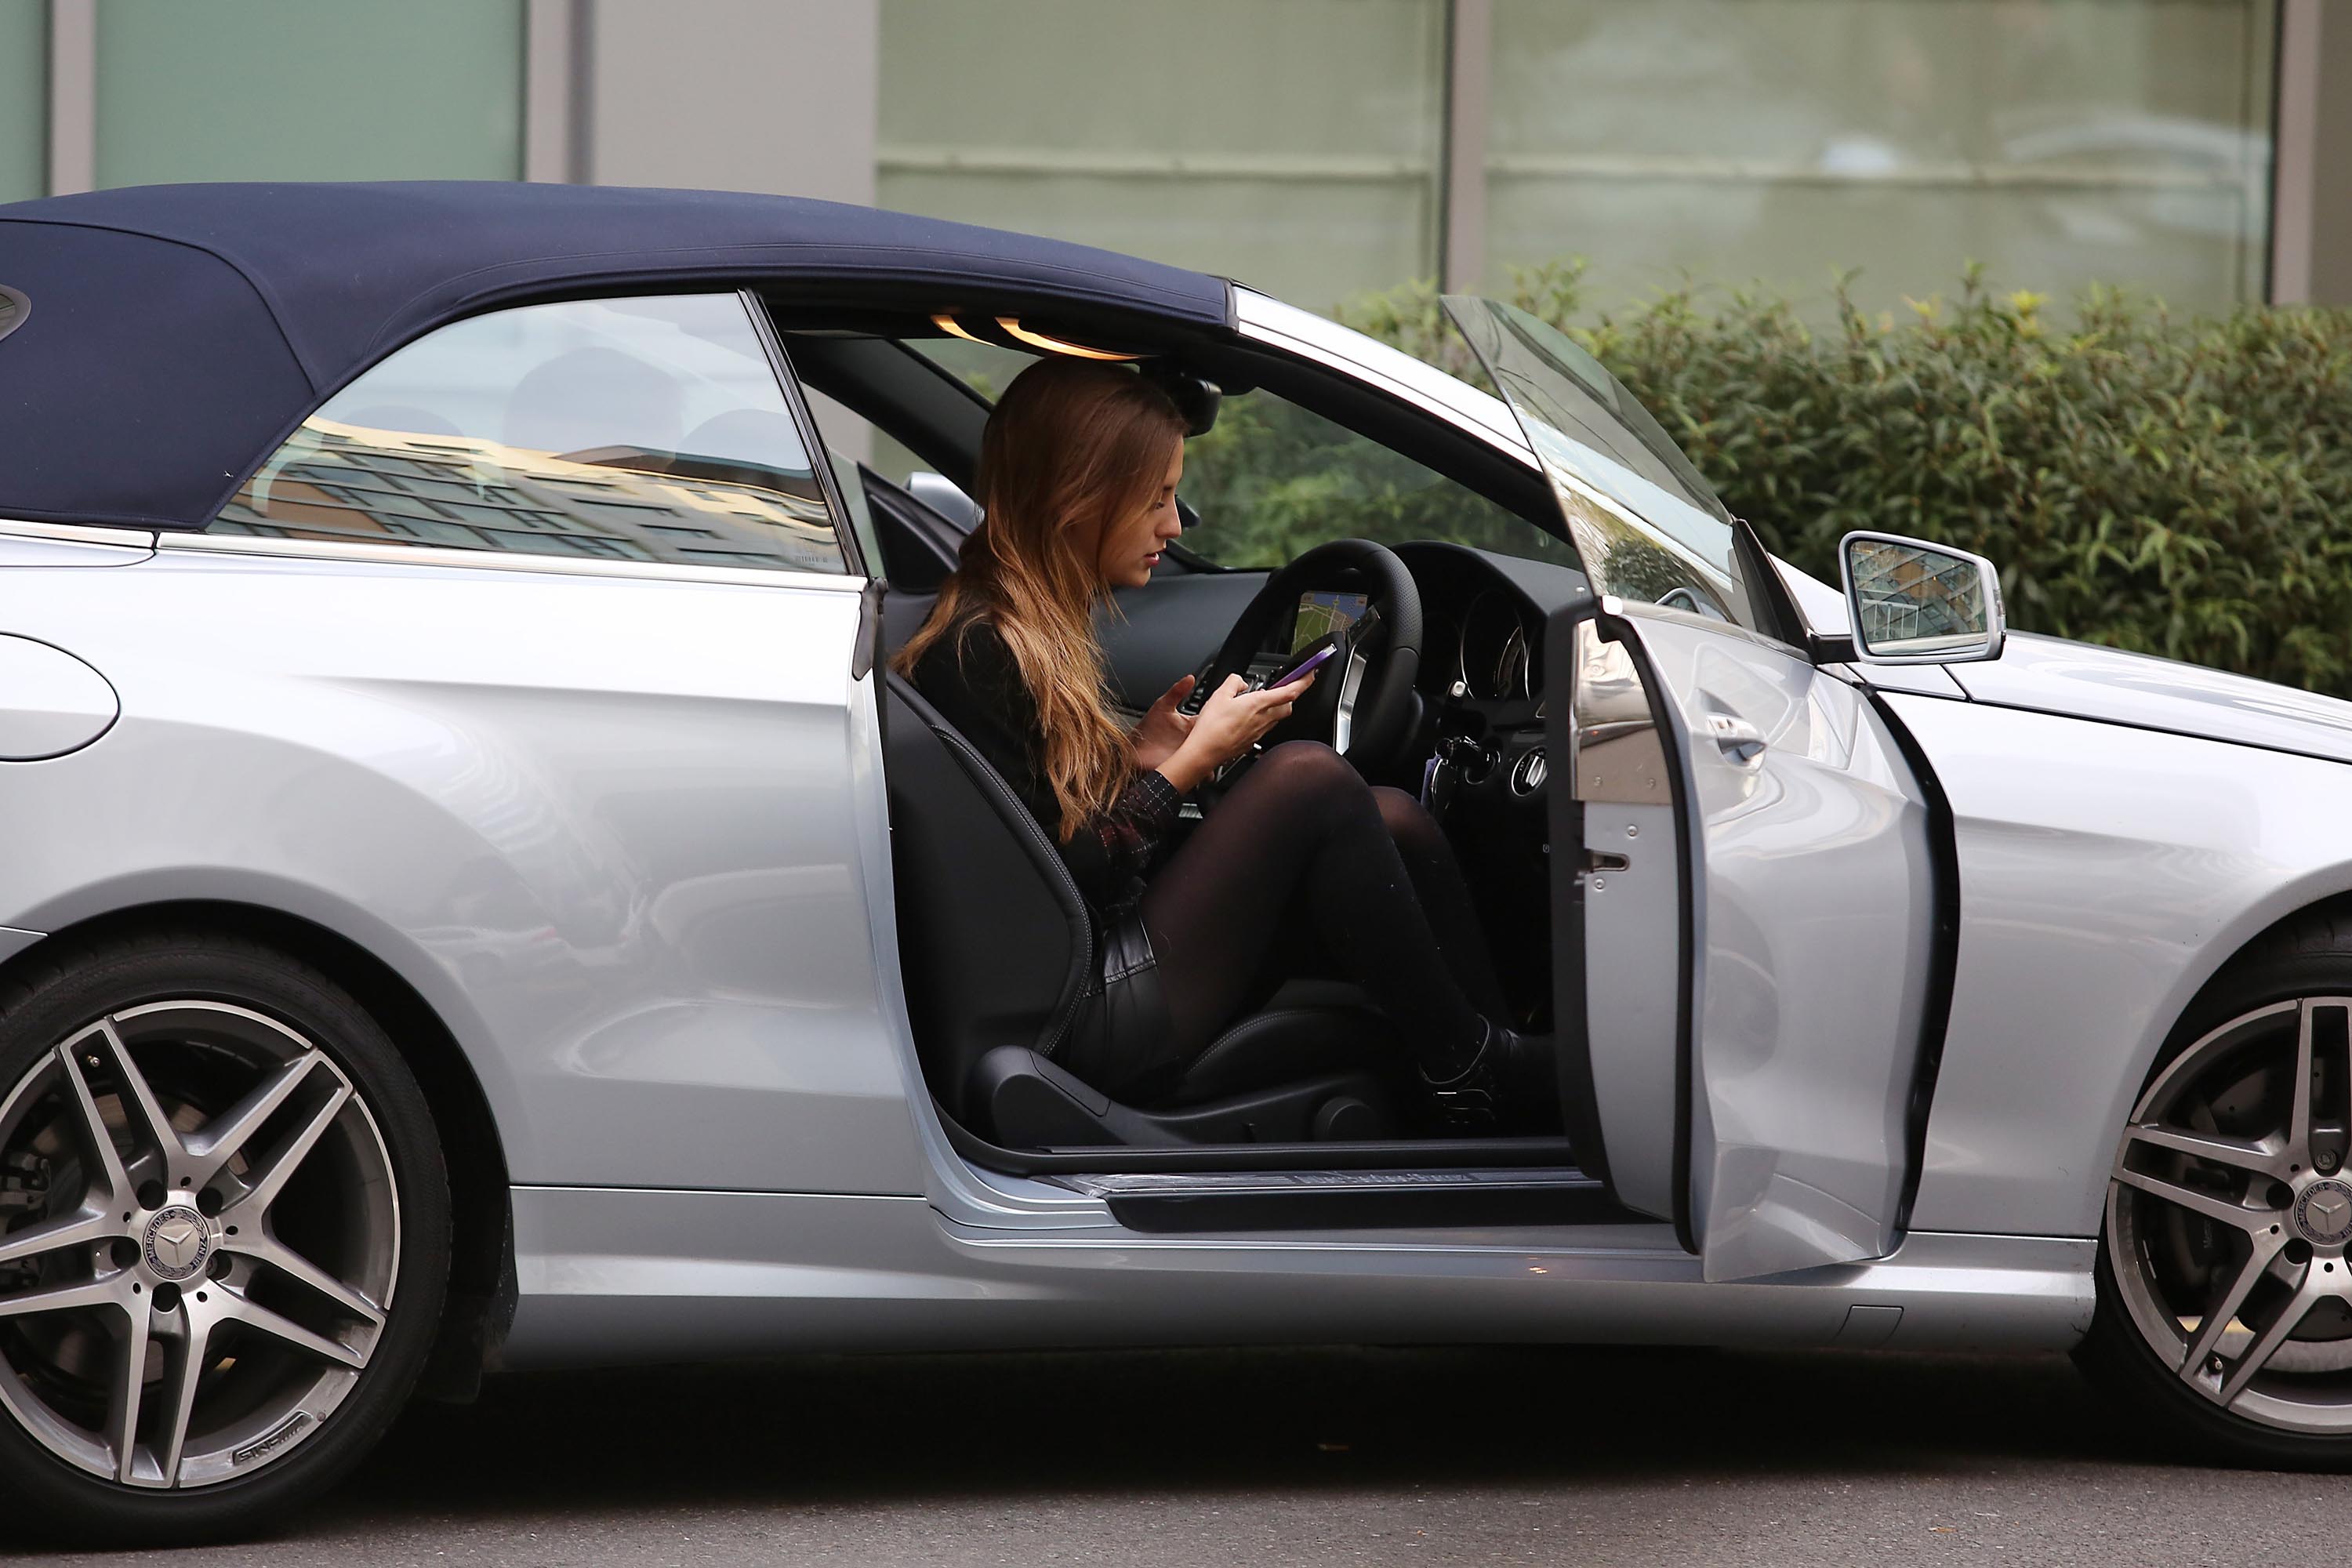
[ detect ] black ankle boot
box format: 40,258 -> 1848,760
1419,1019 -> 1555,1134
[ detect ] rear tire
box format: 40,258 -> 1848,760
0,929 -> 448,1543
2078,906 -> 2352,1467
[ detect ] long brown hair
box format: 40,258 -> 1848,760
893,356 -> 1187,840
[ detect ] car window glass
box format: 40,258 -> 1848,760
214,294 -> 848,575
899,338 -> 1571,572
1443,296 -> 1756,627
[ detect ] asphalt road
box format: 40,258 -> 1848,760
15,1343 -> 2341,1566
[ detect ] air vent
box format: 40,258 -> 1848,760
0,286 -> 26,345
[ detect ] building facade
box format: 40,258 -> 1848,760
7,0 -> 2348,315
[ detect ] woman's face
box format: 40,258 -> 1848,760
1094,443 -> 1185,590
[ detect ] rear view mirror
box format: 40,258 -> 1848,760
1839,532 -> 2005,664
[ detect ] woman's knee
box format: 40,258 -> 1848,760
1255,739 -> 1359,797
1373,784 -> 1443,859
1233,740 -> 1374,833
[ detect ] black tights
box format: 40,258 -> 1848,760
1138,741 -> 1504,1075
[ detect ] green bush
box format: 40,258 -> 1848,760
1338,263 -> 2352,696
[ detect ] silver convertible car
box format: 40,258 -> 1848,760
2,182 -> 2350,1539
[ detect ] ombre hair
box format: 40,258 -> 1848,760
892,356 -> 1187,839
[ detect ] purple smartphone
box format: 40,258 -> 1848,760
1265,641 -> 1338,689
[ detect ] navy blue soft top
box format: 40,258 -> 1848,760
0,181 -> 1231,532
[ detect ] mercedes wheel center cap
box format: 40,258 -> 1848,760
2296,1180 -> 2352,1248
142,1207 -> 212,1282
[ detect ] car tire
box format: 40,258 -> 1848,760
2077,905 -> 2352,1467
0,928 -> 448,1544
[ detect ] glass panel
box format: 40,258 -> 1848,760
96,0 -> 524,185
1443,295 -> 1757,626
0,1 -> 42,203
877,0 -> 1446,310
1486,0 -> 2276,317
215,295 -> 848,576
1846,537 -> 1993,657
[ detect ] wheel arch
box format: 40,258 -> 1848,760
2151,889 -> 2352,1077
0,897 -> 514,1399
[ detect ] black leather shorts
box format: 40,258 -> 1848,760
1057,907 -> 1176,1102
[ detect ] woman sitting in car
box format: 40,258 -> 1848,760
897,355 -> 1544,1127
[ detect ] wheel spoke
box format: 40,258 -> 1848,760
151,1307 -> 216,1487
216,1290 -> 365,1370
0,1274 -> 121,1319
2124,1123 -> 2284,1180
222,1078 -> 349,1221
0,1206 -> 116,1269
69,1018 -> 183,1185
102,1299 -> 151,1485
2114,1164 -> 2273,1233
236,1231 -> 385,1330
2289,1000 -> 2331,1161
53,1043 -> 134,1206
184,1051 -> 326,1191
2220,1272 -> 2332,1405
2180,1232 -> 2292,1394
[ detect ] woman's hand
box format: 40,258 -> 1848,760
1132,673 -> 1196,773
1152,670 -> 1316,795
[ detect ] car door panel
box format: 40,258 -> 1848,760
1584,606 -> 1935,1280
1449,292 -> 1940,1282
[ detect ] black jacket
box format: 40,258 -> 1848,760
909,615 -> 1181,916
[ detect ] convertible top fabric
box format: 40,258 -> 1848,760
0,182 -> 1232,531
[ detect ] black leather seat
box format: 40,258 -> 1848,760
881,665 -> 1402,1147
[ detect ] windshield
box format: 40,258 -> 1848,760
898,337 -> 1578,572
1442,296 -> 1759,629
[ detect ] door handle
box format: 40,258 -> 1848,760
1704,712 -> 1767,763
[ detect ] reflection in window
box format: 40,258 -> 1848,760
215,295 -> 846,575
877,0 -> 1447,310
1485,0 -> 2277,317
1850,538 -> 1988,652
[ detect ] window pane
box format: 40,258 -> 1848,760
216,295 -> 848,577
1486,0 -> 2277,315
0,1 -> 42,203
877,0 -> 1446,311
1446,296 -> 1754,626
96,0 -> 523,185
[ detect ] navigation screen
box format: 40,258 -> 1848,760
1291,591 -> 1370,654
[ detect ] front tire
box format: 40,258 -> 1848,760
0,930 -> 448,1543
2079,908 -> 2352,1466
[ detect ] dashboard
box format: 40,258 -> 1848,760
1398,542 -> 1581,790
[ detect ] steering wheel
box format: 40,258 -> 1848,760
1196,538 -> 1424,775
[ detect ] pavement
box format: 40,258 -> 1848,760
14,1341 -> 2339,1566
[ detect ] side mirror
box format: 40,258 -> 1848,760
1838,532 -> 2005,664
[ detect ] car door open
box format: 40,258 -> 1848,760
1446,296 -> 1940,1282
